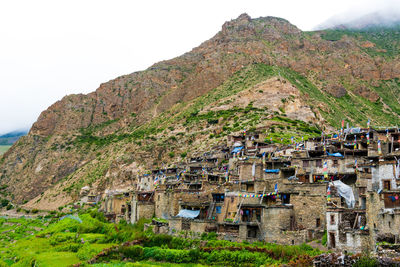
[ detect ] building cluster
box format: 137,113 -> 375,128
81,126 -> 400,253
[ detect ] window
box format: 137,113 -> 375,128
333,160 -> 338,166
383,180 -> 391,190
316,218 -> 321,227
303,161 -> 309,168
361,197 -> 366,209
281,194 -> 290,204
212,193 -> 225,203
246,183 -> 255,192
330,215 -> 335,225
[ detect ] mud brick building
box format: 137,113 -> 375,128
97,126 -> 400,253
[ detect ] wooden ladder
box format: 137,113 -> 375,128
234,198 -> 244,223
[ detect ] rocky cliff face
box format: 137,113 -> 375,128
2,14 -> 400,209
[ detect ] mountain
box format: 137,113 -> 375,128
315,9 -> 400,30
0,130 -> 27,145
1,13 -> 400,209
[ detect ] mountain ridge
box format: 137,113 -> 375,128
2,13 -> 400,209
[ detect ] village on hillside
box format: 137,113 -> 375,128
79,122 -> 400,254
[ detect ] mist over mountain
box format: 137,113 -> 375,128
315,8 -> 400,30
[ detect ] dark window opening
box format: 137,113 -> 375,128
247,226 -> 258,238
316,218 -> 321,227
241,208 -> 261,222
329,232 -> 336,248
384,180 -> 391,191
246,183 -> 255,192
212,193 -> 225,203
361,197 -> 366,209
330,215 -> 335,225
281,194 -> 290,204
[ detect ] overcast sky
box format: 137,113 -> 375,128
0,0 -> 398,135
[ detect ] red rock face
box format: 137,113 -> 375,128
28,14 -> 400,137
3,13 -> 400,206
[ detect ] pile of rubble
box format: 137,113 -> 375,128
313,253 -> 400,267
313,253 -> 356,266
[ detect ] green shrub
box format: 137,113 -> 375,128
76,243 -> 100,260
54,242 -> 81,252
49,233 -> 76,245
321,231 -> 327,246
353,256 -> 379,267
119,245 -> 144,260
145,234 -> 173,247
0,199 -> 9,207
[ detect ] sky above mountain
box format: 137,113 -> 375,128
0,0 -> 398,135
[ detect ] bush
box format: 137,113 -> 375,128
145,234 -> 173,247
321,231 -> 327,246
0,199 -> 9,207
76,243 -> 100,260
119,245 -> 143,260
54,243 -> 81,252
353,256 -> 379,267
49,233 -> 76,245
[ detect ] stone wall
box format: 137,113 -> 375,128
138,202 -> 155,220
262,206 -> 293,243
155,190 -> 179,219
169,218 -> 182,233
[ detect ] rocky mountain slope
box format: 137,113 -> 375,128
1,13 -> 400,209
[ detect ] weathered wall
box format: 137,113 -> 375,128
138,203 -> 155,220
262,206 -> 293,243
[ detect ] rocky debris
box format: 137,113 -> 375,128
313,253 -> 400,267
313,253 -> 356,267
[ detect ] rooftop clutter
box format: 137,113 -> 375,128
95,123 -> 400,255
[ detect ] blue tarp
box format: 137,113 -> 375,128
327,152 -> 344,157
231,146 -> 243,154
176,209 -> 200,219
264,169 -> 280,173
216,206 -> 221,214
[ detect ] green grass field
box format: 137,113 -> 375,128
0,145 -> 11,155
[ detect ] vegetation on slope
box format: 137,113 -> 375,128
319,25 -> 400,57
0,146 -> 11,156
72,62 -> 400,150
0,209 -> 325,267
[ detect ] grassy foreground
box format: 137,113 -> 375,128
0,146 -> 11,155
0,209 -> 328,267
